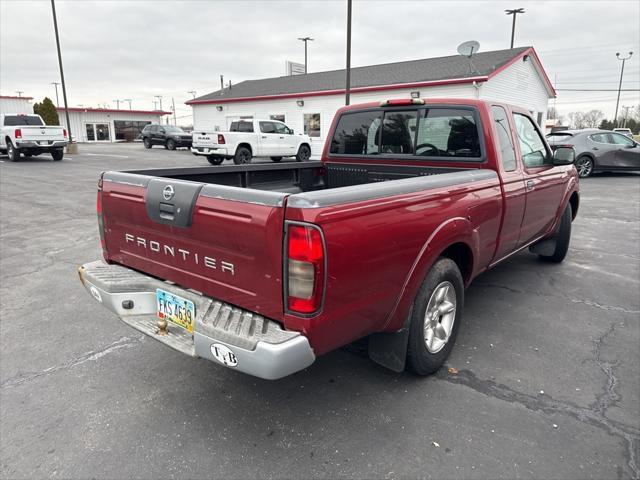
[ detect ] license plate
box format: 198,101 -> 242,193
156,289 -> 195,333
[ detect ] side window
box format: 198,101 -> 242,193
609,133 -> 635,146
491,106 -> 517,171
259,121 -> 276,134
230,122 -> 239,132
589,133 -> 608,144
238,122 -> 254,133
513,113 -> 549,168
273,122 -> 289,134
415,108 -> 481,158
329,110 -> 381,155
380,110 -> 418,154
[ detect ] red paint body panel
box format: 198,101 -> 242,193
100,98 -> 579,358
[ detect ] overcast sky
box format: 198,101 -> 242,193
1,0 -> 639,125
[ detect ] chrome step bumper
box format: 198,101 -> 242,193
78,260 -> 315,380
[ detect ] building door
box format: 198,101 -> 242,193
85,123 -> 111,142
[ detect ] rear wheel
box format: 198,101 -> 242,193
296,144 -> 311,162
538,203 -> 572,263
143,138 -> 152,149
51,148 -> 64,161
166,139 -> 176,150
406,257 -> 464,375
206,155 -> 224,165
575,156 -> 593,178
7,141 -> 19,162
233,146 -> 252,165
270,156 -> 282,162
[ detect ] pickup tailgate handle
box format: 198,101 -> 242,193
526,180 -> 535,191
145,178 -> 203,228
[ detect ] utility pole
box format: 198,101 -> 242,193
51,82 -> 60,107
154,95 -> 163,112
505,8 -> 525,49
220,75 -> 224,93
172,97 -> 177,125
113,99 -> 121,110
621,105 -> 631,127
345,0 -> 352,105
16,91 -> 23,97
123,98 -> 132,110
153,101 -> 158,111
188,90 -> 196,99
51,0 -> 75,150
614,51 -> 633,127
297,37 -> 314,74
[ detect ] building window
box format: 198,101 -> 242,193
303,113 -> 321,137
114,120 -> 151,142
85,123 -> 111,142
270,114 -> 285,123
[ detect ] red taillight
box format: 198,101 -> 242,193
63,129 -> 68,138
217,134 -> 225,144
15,129 -> 22,139
286,224 -> 325,315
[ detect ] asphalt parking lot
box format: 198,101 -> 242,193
1,142 -> 639,479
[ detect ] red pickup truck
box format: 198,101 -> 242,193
78,98 -> 579,379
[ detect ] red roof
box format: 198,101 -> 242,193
55,107 -> 171,115
0,95 -> 34,100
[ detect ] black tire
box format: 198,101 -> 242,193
270,156 -> 282,162
538,203 -> 572,263
7,141 -> 20,162
166,139 -> 176,150
406,257 -> 464,376
206,155 -> 224,165
295,144 -> 311,162
575,155 -> 593,178
143,137 -> 152,149
233,146 -> 252,165
51,148 -> 64,161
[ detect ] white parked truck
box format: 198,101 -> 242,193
191,119 -> 312,165
0,113 -> 68,162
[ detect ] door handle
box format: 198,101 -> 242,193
279,136 -> 284,139
526,180 -> 535,191
592,147 -> 599,150
261,136 -> 267,139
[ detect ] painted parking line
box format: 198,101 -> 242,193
84,153 -> 130,159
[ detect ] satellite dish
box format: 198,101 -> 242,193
457,40 -> 480,58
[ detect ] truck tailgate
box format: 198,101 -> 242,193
20,126 -> 65,141
192,131 -> 220,148
100,172 -> 288,321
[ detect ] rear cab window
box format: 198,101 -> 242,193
329,106 -> 483,160
3,115 -> 44,126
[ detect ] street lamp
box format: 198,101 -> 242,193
188,90 -> 196,99
123,99 -> 132,110
505,8 -> 525,49
51,82 -> 60,106
154,95 -> 163,112
297,37 -> 314,74
614,51 -> 633,127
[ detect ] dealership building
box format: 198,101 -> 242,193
187,46 -> 555,156
0,95 -> 34,114
56,107 -> 171,142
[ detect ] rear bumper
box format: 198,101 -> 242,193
190,146 -> 229,156
16,140 -> 67,149
77,260 -> 315,380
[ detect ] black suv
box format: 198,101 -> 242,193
141,125 -> 192,150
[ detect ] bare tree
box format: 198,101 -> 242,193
582,110 -> 604,128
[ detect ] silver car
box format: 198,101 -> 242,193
546,129 -> 640,177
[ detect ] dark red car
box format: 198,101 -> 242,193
79,98 -> 579,379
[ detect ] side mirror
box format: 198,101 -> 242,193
289,129 -> 294,134
552,146 -> 575,166
159,129 -> 165,134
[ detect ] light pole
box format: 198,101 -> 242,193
188,90 -> 196,99
297,37 -> 314,74
16,91 -> 23,97
154,95 -> 163,112
505,8 -> 525,49
614,51 -> 633,127
123,98 -> 132,110
345,0 -> 352,105
51,0 -> 74,150
112,99 -> 121,110
51,82 -> 60,106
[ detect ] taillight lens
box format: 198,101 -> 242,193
217,134 -> 225,144
286,224 -> 325,314
63,129 -> 68,138
15,129 -> 22,139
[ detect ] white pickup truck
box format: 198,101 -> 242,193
0,113 -> 68,162
191,119 -> 312,165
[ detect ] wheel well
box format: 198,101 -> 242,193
300,142 -> 311,151
577,152 -> 594,161
5,136 -> 12,145
439,242 -> 473,283
237,143 -> 252,154
569,192 -> 579,220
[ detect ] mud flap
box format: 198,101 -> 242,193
368,328 -> 410,372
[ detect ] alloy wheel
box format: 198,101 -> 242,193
423,281 -> 457,353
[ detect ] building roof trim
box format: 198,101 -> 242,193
0,95 -> 33,100
55,107 -> 171,115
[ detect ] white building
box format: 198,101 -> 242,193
0,95 -> 33,114
56,107 -> 171,143
187,47 -> 555,156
